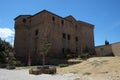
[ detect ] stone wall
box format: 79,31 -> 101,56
95,45 -> 113,56
95,42 -> 120,57
111,42 -> 120,56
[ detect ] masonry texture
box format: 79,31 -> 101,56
14,10 -> 95,65
95,42 -> 120,56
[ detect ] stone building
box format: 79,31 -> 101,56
95,42 -> 120,56
14,10 -> 95,65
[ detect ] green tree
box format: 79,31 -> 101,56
105,40 -> 109,45
0,38 -> 14,64
40,39 -> 51,66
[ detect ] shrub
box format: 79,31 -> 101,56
59,64 -> 69,67
9,60 -> 16,66
80,53 -> 89,59
74,78 -> 80,80
66,53 -> 72,58
64,52 -> 73,59
90,60 -> 108,67
83,72 -> 91,75
15,60 -> 22,66
9,60 -> 21,66
101,71 -> 108,74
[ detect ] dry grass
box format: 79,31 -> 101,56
57,57 -> 120,80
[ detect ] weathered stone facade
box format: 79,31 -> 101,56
95,44 -> 113,56
95,42 -> 120,56
14,10 -> 95,65
112,42 -> 120,56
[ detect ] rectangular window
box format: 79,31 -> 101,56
75,36 -> 78,41
76,48 -> 78,53
62,48 -> 65,53
62,33 -> 66,39
35,29 -> 39,36
34,47 -> 37,54
52,16 -> 55,21
68,34 -> 71,40
22,18 -> 26,23
61,20 -> 64,25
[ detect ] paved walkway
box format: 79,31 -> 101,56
0,69 -> 80,80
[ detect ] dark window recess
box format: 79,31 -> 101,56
76,48 -> 78,53
75,24 -> 77,30
52,16 -> 55,21
75,37 -> 78,41
35,29 -> 39,36
100,48 -> 104,51
23,18 -> 26,23
67,48 -> 70,53
29,20 -> 31,23
62,33 -> 66,39
34,47 -> 37,54
68,34 -> 71,40
61,20 -> 64,25
62,48 -> 65,53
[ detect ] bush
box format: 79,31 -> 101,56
15,60 -> 22,66
59,64 -> 69,68
66,53 -> 72,58
64,52 -> 74,59
80,53 -> 89,59
83,72 -> 91,75
9,60 -> 21,66
74,78 -> 80,80
9,60 -> 16,66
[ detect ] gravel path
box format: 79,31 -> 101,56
0,69 -> 80,80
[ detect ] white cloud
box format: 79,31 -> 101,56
0,28 -> 14,38
0,28 -> 14,46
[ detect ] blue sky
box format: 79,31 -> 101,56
0,0 -> 120,46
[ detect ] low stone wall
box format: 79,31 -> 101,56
95,45 -> 113,56
29,66 -> 56,75
111,42 -> 120,56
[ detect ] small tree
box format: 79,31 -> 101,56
105,40 -> 109,45
40,39 -> 51,66
0,38 -> 14,64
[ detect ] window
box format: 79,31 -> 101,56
75,24 -> 77,30
67,48 -> 70,53
34,47 -> 37,54
52,16 -> 55,21
76,48 -> 78,53
22,18 -> 26,23
61,20 -> 64,25
35,29 -> 39,36
75,36 -> 78,41
62,48 -> 65,53
100,48 -> 104,51
62,33 -> 66,39
68,34 -> 71,40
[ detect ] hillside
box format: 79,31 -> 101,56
57,57 -> 120,80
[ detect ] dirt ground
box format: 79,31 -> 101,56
57,57 -> 120,80
1,57 -> 120,80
